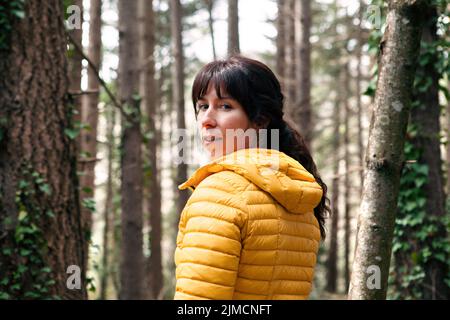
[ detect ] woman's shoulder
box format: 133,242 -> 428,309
196,169 -> 253,194
184,170 -> 250,227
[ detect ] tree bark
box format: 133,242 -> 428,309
170,0 -> 189,234
80,0 -> 102,278
356,2 -> 365,196
0,0 -> 87,299
348,0 -> 425,300
284,0 -> 296,119
276,0 -> 286,90
294,0 -> 312,148
118,0 -> 144,300
169,0 -> 189,291
447,82 -> 450,197
139,0 -> 163,300
343,63 -> 351,291
409,6 -> 448,299
204,0 -> 217,60
99,105 -> 115,300
68,0 -> 84,152
326,70 -> 341,293
227,0 -> 240,55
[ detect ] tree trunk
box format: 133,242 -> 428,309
409,6 -> 448,300
118,0 -> 144,300
170,0 -> 189,238
112,165 -> 121,298
154,67 -> 167,299
343,63 -> 351,291
294,0 -> 312,148
227,0 -> 240,55
99,105 -> 115,300
447,82 -> 450,197
276,0 -> 286,90
204,0 -> 217,60
326,70 -> 341,293
68,0 -> 84,152
139,0 -> 163,300
80,0 -> 102,278
284,0 -> 296,119
356,2 -> 365,196
348,0 -> 425,300
0,0 -> 87,299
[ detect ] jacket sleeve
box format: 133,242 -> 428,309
174,173 -> 248,300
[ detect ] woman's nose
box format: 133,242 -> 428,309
200,106 -> 217,128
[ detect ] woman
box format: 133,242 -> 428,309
174,55 -> 330,300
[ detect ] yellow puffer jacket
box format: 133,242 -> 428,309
174,148 -> 323,300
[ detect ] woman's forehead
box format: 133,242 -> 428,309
199,80 -> 230,100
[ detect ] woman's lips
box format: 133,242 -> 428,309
202,136 -> 222,145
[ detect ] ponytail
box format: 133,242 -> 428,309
277,120 -> 330,240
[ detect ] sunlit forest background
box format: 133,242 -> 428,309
0,0 -> 449,300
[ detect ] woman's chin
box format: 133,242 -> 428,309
203,144 -> 226,160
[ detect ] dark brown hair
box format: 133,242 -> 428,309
192,55 -> 330,239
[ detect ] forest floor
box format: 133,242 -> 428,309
313,292 -> 348,300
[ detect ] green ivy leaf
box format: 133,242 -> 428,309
46,210 -> 55,218
0,292 -> 10,300
17,264 -> 27,273
82,186 -> 93,195
41,267 -> 52,274
82,198 -> 96,213
18,180 -> 29,189
10,283 -> 21,291
18,210 -> 27,221
11,9 -> 25,19
39,184 -> 52,195
64,128 -> 80,140
19,248 -> 31,256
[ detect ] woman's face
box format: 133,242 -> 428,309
196,83 -> 256,160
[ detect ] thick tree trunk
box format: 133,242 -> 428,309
0,0 -> 87,299
80,0 -> 102,278
326,71 -> 341,293
227,0 -> 240,55
276,0 -> 286,90
118,0 -> 144,300
170,0 -> 189,238
348,0 -> 424,300
139,0 -> 163,300
409,6 -> 448,300
68,0 -> 84,152
295,0 -> 312,148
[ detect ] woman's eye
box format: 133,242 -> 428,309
221,104 -> 232,110
197,104 -> 208,112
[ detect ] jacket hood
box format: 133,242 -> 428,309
179,148 -> 323,214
